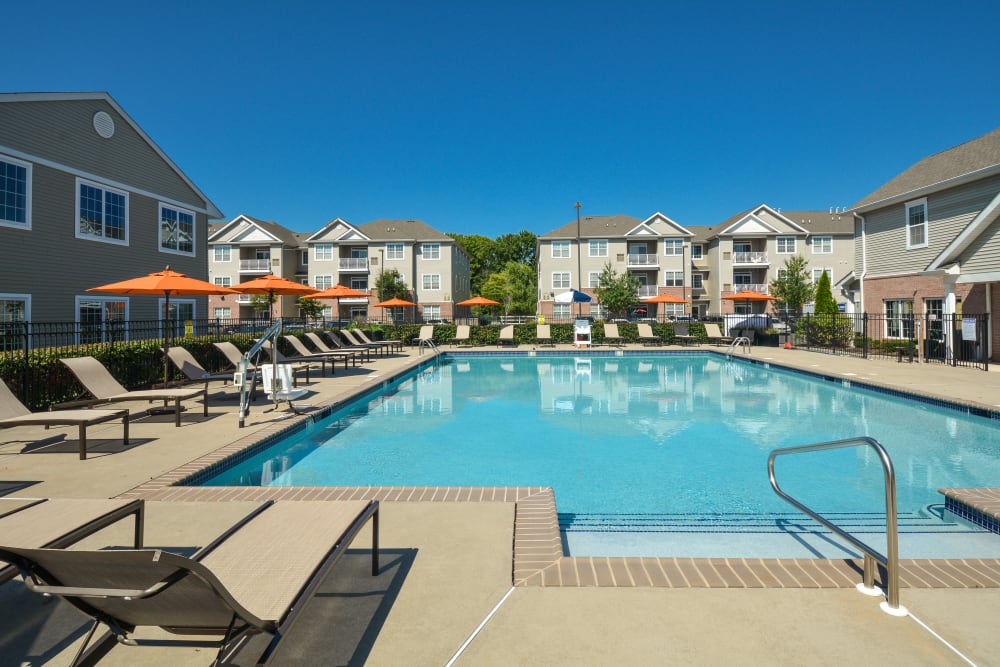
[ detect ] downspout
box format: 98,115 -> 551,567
854,213 -> 867,312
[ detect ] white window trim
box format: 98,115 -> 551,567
690,244 -> 703,259
588,271 -> 602,288
0,293 -> 31,321
213,276 -> 232,288
75,177 -> 129,245
663,239 -> 684,256
663,271 -> 684,287
811,268 -> 832,284
906,197 -> 929,250
422,243 -> 441,260
811,236 -> 833,254
589,239 -> 608,257
422,273 -> 441,290
0,154 -> 31,230
386,243 -> 405,260
158,202 -> 196,257
552,272 -> 571,289
301,250 -> 309,265
691,274 -> 704,289
551,241 -> 571,258
776,236 -> 796,254
314,275 -> 333,290
213,245 -> 232,262
75,295 -> 130,342
314,244 -> 333,261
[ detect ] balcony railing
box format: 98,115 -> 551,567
732,251 -> 769,265
239,259 -> 271,272
732,284 -> 769,294
339,258 -> 369,271
636,285 -> 660,298
627,253 -> 659,268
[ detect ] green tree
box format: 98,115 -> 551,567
769,255 -> 812,316
493,231 -> 537,271
249,294 -> 275,317
799,270 -> 854,348
297,296 -> 326,322
375,268 -> 410,301
593,262 -> 640,319
448,233 -> 495,294
813,271 -> 837,315
481,261 -> 537,315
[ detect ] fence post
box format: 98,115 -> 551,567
862,313 -> 869,359
19,321 -> 30,405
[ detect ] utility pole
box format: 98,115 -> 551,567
575,202 -> 582,318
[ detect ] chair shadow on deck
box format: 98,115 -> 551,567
6,435 -> 156,457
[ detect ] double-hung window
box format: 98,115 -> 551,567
885,299 -> 914,339
906,198 -> 928,249
663,271 -> 683,287
422,274 -> 441,290
314,275 -> 333,290
588,271 -> 602,288
589,239 -> 608,257
214,245 -> 231,262
0,155 -> 31,229
691,274 -> 704,289
812,268 -> 832,284
159,204 -> 195,255
551,241 -> 570,258
77,179 -> 127,243
386,243 -> 404,260
422,243 -> 440,260
552,272 -> 571,289
811,236 -> 832,254
663,239 -> 683,256
776,236 -> 796,254
314,244 -> 333,261
423,304 -> 440,320
213,276 -> 231,288
690,244 -> 703,260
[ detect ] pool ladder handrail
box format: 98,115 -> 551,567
726,336 -> 751,358
768,436 -> 906,616
418,337 -> 439,355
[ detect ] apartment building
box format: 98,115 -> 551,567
208,216 -> 471,323
848,126 -> 1000,361
0,92 -> 222,331
536,207 -> 852,320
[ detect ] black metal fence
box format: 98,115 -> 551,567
789,312 -> 990,370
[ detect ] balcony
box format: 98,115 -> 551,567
239,259 -> 272,273
339,258 -> 369,272
731,284 -> 769,294
732,251 -> 769,266
627,253 -> 659,268
636,285 -> 659,298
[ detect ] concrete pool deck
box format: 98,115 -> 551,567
2,342 -> 1000,665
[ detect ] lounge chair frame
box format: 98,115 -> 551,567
0,499 -> 378,667
636,323 -> 662,346
535,324 -> 554,346
603,323 -> 625,347
305,331 -> 372,362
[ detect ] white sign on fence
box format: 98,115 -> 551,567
962,318 -> 977,341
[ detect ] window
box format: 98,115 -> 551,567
663,271 -> 683,287
77,179 -> 127,243
386,243 -> 404,260
663,239 -> 684,256
214,245 -> 231,262
812,236 -> 832,254
0,155 -> 30,229
213,307 -> 231,319
162,299 -> 195,342
159,204 -> 195,255
690,244 -> 703,260
691,274 -> 704,289
350,277 -> 368,291
552,304 -> 570,319
885,299 -> 914,339
812,268 -> 832,284
77,297 -> 128,344
589,239 -> 608,257
213,276 -> 231,288
906,198 -> 928,249
301,250 -> 308,265
551,241 -> 570,258
734,272 -> 752,286
663,303 -> 685,318
925,298 -> 944,341
422,243 -> 440,260
314,244 -> 333,261
422,274 -> 441,290
590,303 -> 606,319
588,271 -> 601,288
315,275 -> 333,290
552,272 -> 571,289
423,304 -> 440,320
0,295 -> 29,332
776,237 -> 796,254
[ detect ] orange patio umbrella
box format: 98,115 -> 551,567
642,293 -> 689,304
722,289 -> 777,313
87,266 -> 238,383
456,295 -> 501,307
231,274 -> 319,318
306,284 -> 371,321
374,296 -> 417,323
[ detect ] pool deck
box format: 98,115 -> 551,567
3,342 -> 1000,665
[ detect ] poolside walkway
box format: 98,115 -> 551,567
1,342 -> 1000,665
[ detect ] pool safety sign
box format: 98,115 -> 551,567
961,317 -> 977,341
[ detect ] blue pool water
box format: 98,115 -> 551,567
198,354 -> 1000,558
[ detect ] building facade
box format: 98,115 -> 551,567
0,92 -> 222,333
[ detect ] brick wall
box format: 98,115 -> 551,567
862,274 -> 974,313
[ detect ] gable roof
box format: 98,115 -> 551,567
358,219 -> 452,242
851,127 -> 1000,212
0,91 -> 222,218
208,214 -> 301,246
538,214 -> 644,239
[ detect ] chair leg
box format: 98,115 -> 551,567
174,399 -> 181,427
79,424 -> 88,460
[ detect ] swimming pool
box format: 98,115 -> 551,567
196,353 -> 1000,558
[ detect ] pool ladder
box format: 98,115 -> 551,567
725,336 -> 751,358
768,436 -> 906,617
418,338 -> 439,355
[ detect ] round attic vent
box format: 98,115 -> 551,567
93,111 -> 115,139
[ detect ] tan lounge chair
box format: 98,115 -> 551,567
305,331 -> 372,362
416,325 -> 435,347
636,323 -> 662,346
0,497 -> 144,584
212,341 -> 307,386
259,339 -> 328,379
451,325 -> 472,346
0,379 -> 129,460
339,329 -> 396,354
166,347 -> 233,389
672,322 -> 697,346
0,499 -> 378,666
703,323 -> 733,346
59,357 -> 207,427
498,325 -> 516,347
536,324 -> 554,346
283,334 -> 361,371
323,330 -> 384,357
353,328 -> 403,352
603,323 -> 625,347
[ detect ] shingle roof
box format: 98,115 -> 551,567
358,219 -> 451,242
779,211 -> 854,235
851,127 -> 1000,210
538,214 -> 643,239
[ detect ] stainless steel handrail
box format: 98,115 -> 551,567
726,336 -> 751,358
768,436 -> 906,615
418,338 -> 439,355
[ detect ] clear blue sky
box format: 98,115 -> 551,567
8,1 -> 1000,235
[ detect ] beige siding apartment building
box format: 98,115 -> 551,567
208,217 -> 470,323
0,92 -> 222,333
536,206 -> 853,321
848,126 -> 1000,361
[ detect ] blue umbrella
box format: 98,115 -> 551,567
554,289 -> 593,304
